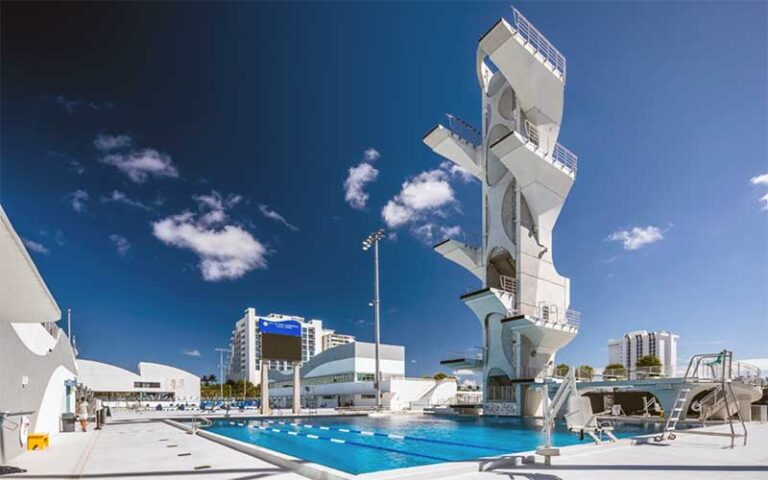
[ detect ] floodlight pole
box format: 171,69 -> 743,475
363,229 -> 385,409
215,348 -> 228,399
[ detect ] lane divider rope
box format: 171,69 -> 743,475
257,420 -> 507,453
241,424 -> 450,462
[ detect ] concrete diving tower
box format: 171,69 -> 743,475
425,7 -> 580,417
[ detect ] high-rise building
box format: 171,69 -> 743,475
608,330 -> 679,378
227,308 -> 355,385
322,330 -> 355,351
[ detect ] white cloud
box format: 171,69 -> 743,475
22,238 -> 49,255
52,95 -> 114,114
101,190 -> 151,210
440,161 -> 474,183
411,223 -> 462,243
101,148 -> 178,183
344,162 -> 379,209
259,205 -> 298,231
109,234 -> 131,255
363,148 -> 381,162
70,159 -> 85,175
152,193 -> 267,281
182,349 -> 202,357
607,225 -> 666,251
751,173 -> 768,210
382,168 -> 456,228
750,173 -> 768,186
69,190 -> 89,213
759,193 -> 768,211
94,133 -> 132,151
192,191 -> 242,226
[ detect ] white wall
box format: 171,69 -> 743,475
138,362 -> 200,402
34,365 -> 76,434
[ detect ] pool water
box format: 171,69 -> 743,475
204,415 -> 661,474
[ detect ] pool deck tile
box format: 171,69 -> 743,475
5,418 -> 304,479
362,423 -> 768,480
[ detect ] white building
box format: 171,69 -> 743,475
77,360 -> 200,405
228,308 -> 355,385
426,8 -> 579,416
1,205 -> 78,462
608,330 -> 679,378
267,342 -> 456,411
322,330 -> 355,351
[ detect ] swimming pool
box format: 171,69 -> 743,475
204,415 -> 661,474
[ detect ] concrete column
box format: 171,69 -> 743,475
260,360 -> 270,415
292,363 -> 301,414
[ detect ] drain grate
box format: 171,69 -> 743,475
166,444 -> 178,448
0,466 -> 27,476
177,453 -> 191,457
193,465 -> 211,470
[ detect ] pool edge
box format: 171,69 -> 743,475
165,418 -> 354,480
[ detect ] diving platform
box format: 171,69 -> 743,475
423,115 -> 482,180
433,238 -> 484,280
478,8 -> 565,149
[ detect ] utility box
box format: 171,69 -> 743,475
61,413 -> 76,432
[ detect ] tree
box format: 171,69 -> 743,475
636,355 -> 662,368
433,372 -> 448,381
555,363 -> 569,377
577,365 -> 594,380
208,374 -> 218,385
604,363 -> 627,378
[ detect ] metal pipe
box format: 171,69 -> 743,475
373,239 -> 382,408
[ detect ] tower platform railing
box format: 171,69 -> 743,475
445,113 -> 482,147
552,143 -> 578,173
510,7 -> 566,80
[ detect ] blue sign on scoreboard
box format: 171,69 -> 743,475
259,319 -> 301,337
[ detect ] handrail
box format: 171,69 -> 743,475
565,309 -> 581,328
552,143 -> 578,173
523,118 -> 539,147
510,7 -> 566,79
499,275 -> 517,295
445,114 -> 482,147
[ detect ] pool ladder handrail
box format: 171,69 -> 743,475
190,414 -> 212,435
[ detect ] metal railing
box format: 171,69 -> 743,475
564,309 -> 581,328
443,347 -> 484,362
42,321 -> 61,340
510,7 -> 566,79
449,230 -> 482,250
452,392 -> 483,405
552,143 -> 578,173
445,114 -> 482,147
499,275 -> 517,295
523,118 -> 540,147
486,385 -> 516,402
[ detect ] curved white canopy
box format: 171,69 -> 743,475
0,204 -> 61,323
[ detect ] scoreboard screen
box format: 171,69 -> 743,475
261,333 -> 302,361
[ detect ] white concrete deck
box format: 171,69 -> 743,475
5,418 -> 304,479
367,423 -> 768,480
5,416 -> 767,480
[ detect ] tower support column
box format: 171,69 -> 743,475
260,360 -> 270,415
292,363 -> 301,414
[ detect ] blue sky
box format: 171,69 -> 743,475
1,2 -> 766,380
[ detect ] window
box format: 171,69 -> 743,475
133,382 -> 161,389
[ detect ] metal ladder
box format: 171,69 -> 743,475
655,388 -> 690,441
